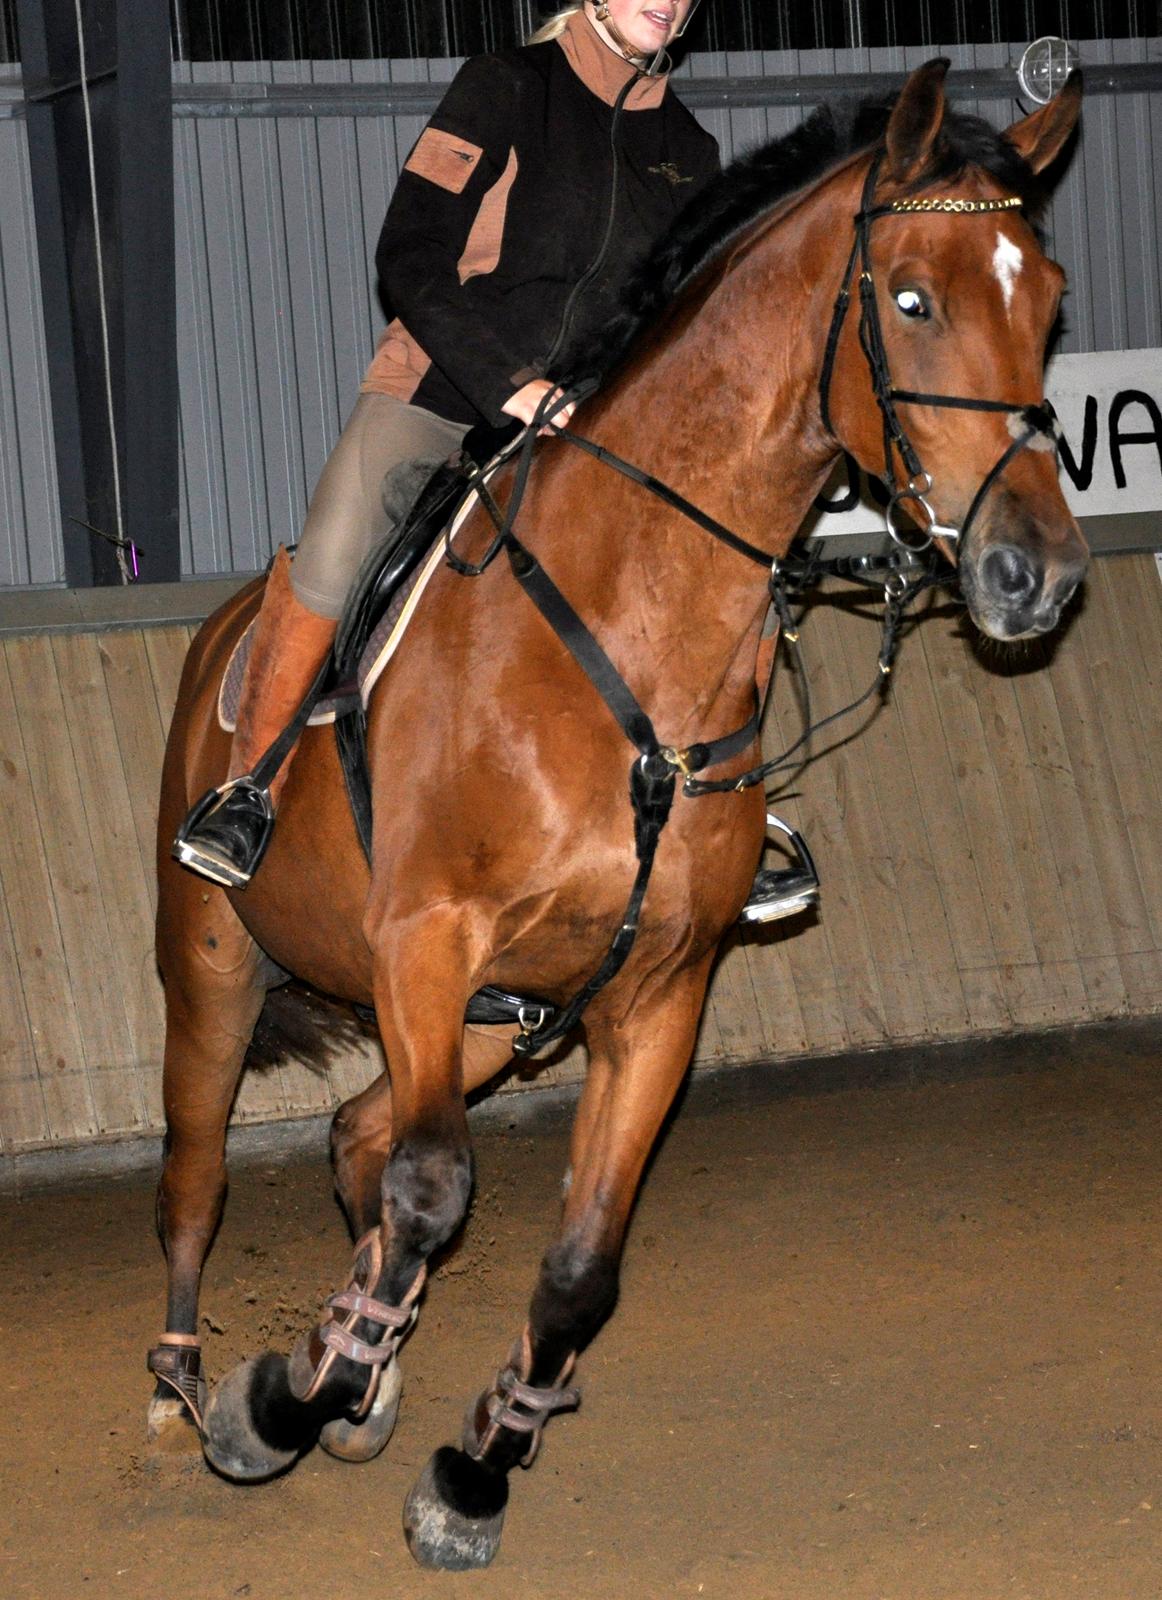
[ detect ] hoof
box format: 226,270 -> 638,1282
403,1446 -> 508,1570
201,1356 -> 299,1483
146,1394 -> 202,1455
319,1353 -> 403,1463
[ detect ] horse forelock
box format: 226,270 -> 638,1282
555,93 -> 1047,388
899,109 -> 1048,216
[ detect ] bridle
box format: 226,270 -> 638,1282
818,151 -> 1062,554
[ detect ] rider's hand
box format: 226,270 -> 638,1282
501,379 -> 576,434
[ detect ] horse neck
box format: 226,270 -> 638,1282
532,158 -> 864,741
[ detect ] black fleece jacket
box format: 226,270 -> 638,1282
369,30 -> 720,427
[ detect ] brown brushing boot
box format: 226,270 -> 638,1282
173,548 -> 338,888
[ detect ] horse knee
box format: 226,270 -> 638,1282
382,1135 -> 473,1260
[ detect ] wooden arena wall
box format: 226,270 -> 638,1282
2,551 -> 1162,1157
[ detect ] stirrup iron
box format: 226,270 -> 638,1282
739,813 -> 820,925
172,775 -> 275,889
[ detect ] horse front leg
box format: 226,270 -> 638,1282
403,950 -> 716,1570
201,912 -> 475,1481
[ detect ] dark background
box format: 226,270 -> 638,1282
0,1 -> 1159,65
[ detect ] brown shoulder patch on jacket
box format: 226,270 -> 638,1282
405,127 -> 484,194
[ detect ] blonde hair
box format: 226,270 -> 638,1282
526,5 -> 585,45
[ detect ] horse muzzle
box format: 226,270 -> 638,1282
959,515 -> 1089,641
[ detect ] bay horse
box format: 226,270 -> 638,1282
150,61 -> 1086,1568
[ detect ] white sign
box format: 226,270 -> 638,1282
810,346 -> 1162,536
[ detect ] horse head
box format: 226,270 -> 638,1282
822,59 -> 1087,641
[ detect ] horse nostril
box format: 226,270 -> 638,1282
981,545 -> 1040,605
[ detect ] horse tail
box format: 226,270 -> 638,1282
246,980 -> 378,1076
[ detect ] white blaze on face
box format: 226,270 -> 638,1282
992,230 -> 1024,315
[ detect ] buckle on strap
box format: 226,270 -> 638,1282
660,744 -> 697,778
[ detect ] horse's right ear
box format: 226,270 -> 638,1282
884,58 -> 950,184
1003,70 -> 1083,174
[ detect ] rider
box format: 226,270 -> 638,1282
175,1 -> 818,926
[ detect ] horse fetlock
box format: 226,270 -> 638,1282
462,1330 -> 581,1470
146,1334 -> 206,1434
288,1229 -> 425,1448
201,1354 -> 302,1482
403,1446 -> 508,1571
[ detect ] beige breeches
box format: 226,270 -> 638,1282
290,392 -> 469,619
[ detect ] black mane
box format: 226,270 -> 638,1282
555,93 -> 1046,387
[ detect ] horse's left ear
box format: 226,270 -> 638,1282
884,58 -> 950,183
1003,70 -> 1083,174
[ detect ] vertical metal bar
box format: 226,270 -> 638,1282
17,0 -> 178,585
119,0 -> 179,582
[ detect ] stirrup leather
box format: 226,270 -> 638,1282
739,813 -> 820,925
172,776 -> 275,889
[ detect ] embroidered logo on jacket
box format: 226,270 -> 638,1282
649,162 -> 694,187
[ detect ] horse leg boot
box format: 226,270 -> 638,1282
320,1026 -> 515,1464
403,958 -> 714,1570
173,546 -> 337,888
201,1127 -> 469,1482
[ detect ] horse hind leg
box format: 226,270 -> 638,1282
147,873 -> 265,1447
403,953 -> 715,1570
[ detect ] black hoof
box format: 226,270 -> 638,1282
403,1446 -> 508,1570
202,1356 -> 300,1483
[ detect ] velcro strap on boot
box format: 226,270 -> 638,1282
147,1334 -> 206,1430
464,1328 -> 579,1467
289,1230 -> 425,1417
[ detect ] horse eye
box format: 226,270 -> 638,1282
894,287 -> 929,319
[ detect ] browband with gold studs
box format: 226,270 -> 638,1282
889,196 -> 1024,213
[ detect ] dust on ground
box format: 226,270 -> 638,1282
2,1022 -> 1161,1600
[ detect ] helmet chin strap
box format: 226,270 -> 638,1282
591,3 -> 652,71
590,1 -> 704,77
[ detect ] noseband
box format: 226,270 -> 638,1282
818,152 -> 1062,552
